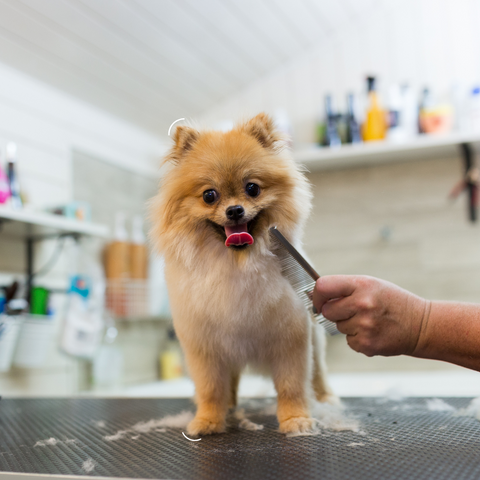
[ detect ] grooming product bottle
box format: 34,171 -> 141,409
418,88 -> 434,134
104,212 -> 130,317
468,86 -> 480,132
346,93 -> 362,144
0,155 -> 10,204
387,84 -> 404,142
400,84 -> 418,140
130,215 -> 148,279
322,94 -> 341,147
105,212 -> 130,280
6,143 -> 22,209
362,76 -> 386,142
418,88 -> 452,134
160,328 -> 183,380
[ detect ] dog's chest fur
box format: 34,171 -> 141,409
165,245 -> 308,363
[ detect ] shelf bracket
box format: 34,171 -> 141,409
459,143 -> 478,223
25,232 -> 81,302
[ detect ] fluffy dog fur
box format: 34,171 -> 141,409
150,113 -> 335,436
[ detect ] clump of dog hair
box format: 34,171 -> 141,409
34,438 -> 59,447
104,411 -> 194,441
82,458 -> 96,473
426,399 -> 455,412
234,409 -> 264,431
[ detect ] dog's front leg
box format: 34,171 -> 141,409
186,352 -> 230,436
271,330 -> 315,434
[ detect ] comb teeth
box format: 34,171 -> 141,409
269,228 -> 339,336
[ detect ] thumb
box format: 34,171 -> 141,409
312,275 -> 357,312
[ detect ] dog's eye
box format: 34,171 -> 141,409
203,189 -> 218,204
245,183 -> 260,197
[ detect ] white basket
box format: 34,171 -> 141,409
13,315 -> 55,368
0,315 -> 22,372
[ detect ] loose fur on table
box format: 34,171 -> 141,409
150,113 -> 337,436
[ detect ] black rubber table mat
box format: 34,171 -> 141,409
1,397 -> 480,479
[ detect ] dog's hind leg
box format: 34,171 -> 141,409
228,370 -> 240,409
311,324 -> 339,405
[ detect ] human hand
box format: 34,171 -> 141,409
312,275 -> 428,357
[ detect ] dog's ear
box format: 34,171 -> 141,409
241,113 -> 281,150
166,126 -> 199,164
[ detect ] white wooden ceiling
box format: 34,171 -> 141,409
0,0 -> 376,137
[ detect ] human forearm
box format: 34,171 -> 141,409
413,301 -> 480,371
313,275 -> 480,372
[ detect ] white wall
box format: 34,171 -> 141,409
198,0 -> 480,144
0,61 -> 168,396
0,60 -> 167,211
196,0 -> 480,376
0,60 -> 168,280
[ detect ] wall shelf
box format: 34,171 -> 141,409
0,206 -> 109,239
294,131 -> 480,171
0,205 -> 109,299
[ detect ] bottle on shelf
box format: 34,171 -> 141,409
105,212 -> 130,280
345,93 -> 362,144
6,143 -> 22,209
362,76 -> 387,142
160,328 -> 183,380
130,215 -> 147,280
418,87 -> 453,134
321,94 -> 341,148
0,153 -> 10,204
468,86 -> 480,132
418,88 -> 434,134
399,84 -> 418,140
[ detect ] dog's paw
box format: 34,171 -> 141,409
316,392 -> 341,406
187,417 -> 226,436
279,416 -> 315,435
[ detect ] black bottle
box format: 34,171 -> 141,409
346,93 -> 362,144
322,95 -> 341,147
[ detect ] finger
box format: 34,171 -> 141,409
345,333 -> 366,354
313,275 -> 357,312
335,319 -> 357,336
321,296 -> 358,322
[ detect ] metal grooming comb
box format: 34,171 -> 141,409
269,226 -> 339,335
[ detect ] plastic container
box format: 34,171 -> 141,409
469,87 -> 480,132
0,315 -> 23,371
0,161 -> 10,204
13,315 -> 55,368
30,287 -> 49,315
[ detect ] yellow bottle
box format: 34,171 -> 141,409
363,76 -> 387,142
160,328 -> 183,380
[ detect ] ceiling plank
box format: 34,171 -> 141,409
227,0 -> 306,59
0,0 -> 195,115
180,0 -> 281,75
0,27 -> 171,134
76,0 -> 237,99
304,0 -> 351,32
269,0 -> 330,44
16,0 -> 212,112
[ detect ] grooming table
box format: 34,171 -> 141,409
1,398 -> 480,479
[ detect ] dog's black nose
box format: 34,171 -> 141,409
226,205 -> 245,221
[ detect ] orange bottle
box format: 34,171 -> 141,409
363,76 -> 387,142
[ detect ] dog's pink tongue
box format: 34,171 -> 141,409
225,223 -> 254,247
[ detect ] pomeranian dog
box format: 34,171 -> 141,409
151,113 -> 335,436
